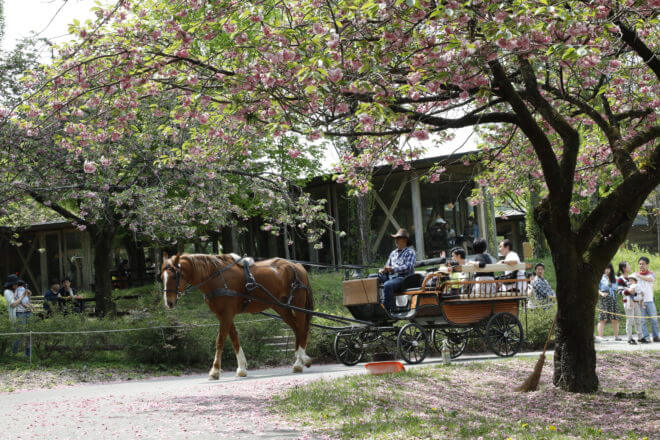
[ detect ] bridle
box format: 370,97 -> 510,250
162,263 -> 185,298
161,256 -> 246,300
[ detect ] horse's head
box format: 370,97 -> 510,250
160,252 -> 184,309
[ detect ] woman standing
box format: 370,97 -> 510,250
617,262 -> 642,344
596,263 -> 620,342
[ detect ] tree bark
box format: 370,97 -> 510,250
552,253 -> 600,392
90,225 -> 116,317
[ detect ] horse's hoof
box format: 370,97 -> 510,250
304,359 -> 312,368
292,365 -> 303,373
236,369 -> 247,377
209,370 -> 220,380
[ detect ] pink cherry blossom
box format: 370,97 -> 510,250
83,161 -> 97,174
327,68 -> 343,83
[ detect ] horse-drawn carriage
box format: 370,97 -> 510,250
160,252 -> 530,378
334,261 -> 530,366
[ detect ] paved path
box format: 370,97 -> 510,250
2,341 -> 657,440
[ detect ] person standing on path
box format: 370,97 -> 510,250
596,263 -> 620,342
635,256 -> 658,343
3,274 -> 32,356
617,262 -> 642,345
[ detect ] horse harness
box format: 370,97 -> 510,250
163,257 -> 309,312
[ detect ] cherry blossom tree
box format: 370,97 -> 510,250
11,0 -> 658,390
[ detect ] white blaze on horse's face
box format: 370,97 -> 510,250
160,263 -> 179,309
162,269 -> 170,309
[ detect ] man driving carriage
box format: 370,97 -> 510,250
378,228 -> 416,312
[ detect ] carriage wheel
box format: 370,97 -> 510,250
397,323 -> 429,364
485,312 -> 523,357
431,328 -> 468,359
334,330 -> 364,366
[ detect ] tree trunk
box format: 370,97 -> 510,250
553,277 -> 600,392
547,240 -> 600,392
90,226 -> 116,317
526,190 -> 547,258
356,194 -> 371,265
123,234 -> 145,274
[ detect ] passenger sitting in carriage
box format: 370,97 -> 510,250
378,228 -> 416,312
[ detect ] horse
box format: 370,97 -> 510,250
160,252 -> 314,378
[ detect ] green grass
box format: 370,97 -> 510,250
271,352 -> 658,440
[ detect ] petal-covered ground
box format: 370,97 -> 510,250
1,369 -> 328,440
271,351 -> 660,439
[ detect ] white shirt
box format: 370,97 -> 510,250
634,271 -> 656,302
3,289 -> 17,321
15,286 -> 29,313
504,251 -> 524,278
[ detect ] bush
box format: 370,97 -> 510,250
523,305 -> 557,350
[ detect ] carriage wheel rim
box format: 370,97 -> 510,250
398,324 -> 428,364
334,332 -> 363,366
432,329 -> 468,358
486,312 -> 522,357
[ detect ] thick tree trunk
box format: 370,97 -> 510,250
91,226 -> 116,317
122,234 -> 146,274
553,270 -> 600,392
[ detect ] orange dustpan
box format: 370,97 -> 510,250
365,361 -> 405,375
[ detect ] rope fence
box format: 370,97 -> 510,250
594,308 -> 660,319
0,317 -> 276,337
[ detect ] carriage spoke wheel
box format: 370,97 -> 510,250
485,312 -> 523,357
334,330 -> 364,366
397,323 -> 429,364
431,328 -> 468,359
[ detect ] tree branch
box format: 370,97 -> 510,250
614,19 -> 660,81
488,59 -> 563,203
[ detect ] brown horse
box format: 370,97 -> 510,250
160,252 -> 314,378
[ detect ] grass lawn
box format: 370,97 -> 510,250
271,351 -> 659,440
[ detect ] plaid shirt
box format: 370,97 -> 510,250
386,247 -> 416,277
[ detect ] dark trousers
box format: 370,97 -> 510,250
378,273 -> 405,310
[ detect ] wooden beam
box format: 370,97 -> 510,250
15,237 -> 40,292
436,263 -> 529,273
326,186 -> 336,267
371,179 -> 407,254
411,173 -> 425,259
332,183 -> 343,266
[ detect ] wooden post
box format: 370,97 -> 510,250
476,185 -> 488,244
283,226 -> 290,260
230,227 -> 240,254
488,190 -> 498,254
326,185 -> 337,267
332,184 -> 343,266
81,231 -> 93,291
411,173 -> 426,259
39,233 -> 47,293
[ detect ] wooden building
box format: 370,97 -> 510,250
1,156 -> 656,292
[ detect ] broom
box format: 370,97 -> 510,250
514,313 -> 557,392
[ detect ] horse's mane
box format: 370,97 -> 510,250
181,253 -> 227,279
